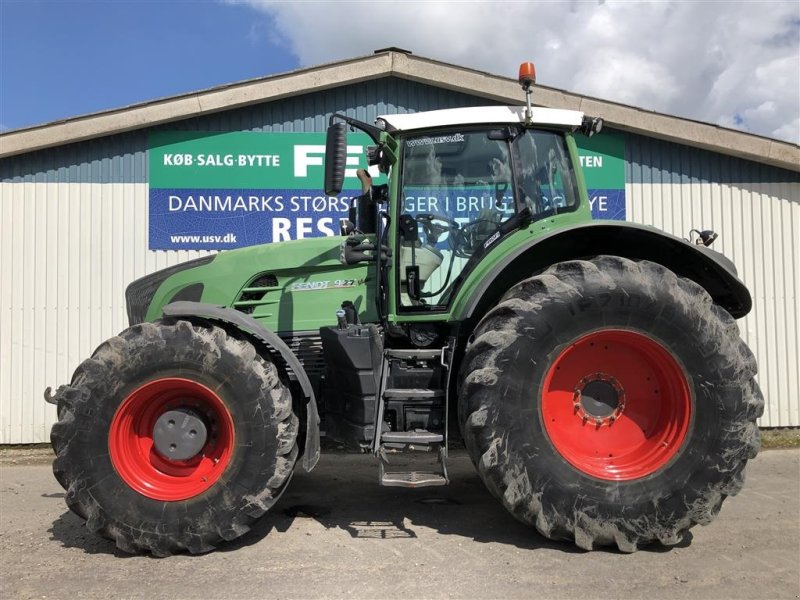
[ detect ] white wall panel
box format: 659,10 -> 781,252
0,182 -> 212,443
627,179 -> 800,427
1,173 -> 799,442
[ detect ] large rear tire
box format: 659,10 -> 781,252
458,256 -> 762,552
50,319 -> 298,556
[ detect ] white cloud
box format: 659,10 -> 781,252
232,0 -> 799,143
773,117 -> 800,142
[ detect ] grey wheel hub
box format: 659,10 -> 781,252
153,408 -> 208,461
572,373 -> 627,427
580,380 -> 620,417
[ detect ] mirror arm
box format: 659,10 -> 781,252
329,113 -> 383,144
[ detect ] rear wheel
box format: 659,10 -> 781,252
458,256 -> 762,551
50,319 -> 298,556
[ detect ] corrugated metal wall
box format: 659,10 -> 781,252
625,134 -> 800,427
0,76 -> 798,442
0,182 -> 201,443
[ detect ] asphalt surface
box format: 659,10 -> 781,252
1,448 -> 798,600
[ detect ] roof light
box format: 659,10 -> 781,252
518,62 -> 536,91
519,62 -> 536,124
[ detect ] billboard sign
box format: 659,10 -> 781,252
148,130 -> 626,250
148,131 -> 377,250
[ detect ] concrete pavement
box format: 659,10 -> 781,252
1,448 -> 798,599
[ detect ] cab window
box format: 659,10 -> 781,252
399,130 -> 514,307
397,128 -> 579,309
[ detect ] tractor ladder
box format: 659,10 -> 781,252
373,347 -> 450,488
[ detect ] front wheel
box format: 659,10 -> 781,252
50,319 -> 298,556
458,256 -> 762,552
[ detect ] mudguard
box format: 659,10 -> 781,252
162,301 -> 320,471
459,221 -> 752,322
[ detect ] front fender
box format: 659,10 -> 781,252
456,221 -> 752,323
162,301 -> 320,471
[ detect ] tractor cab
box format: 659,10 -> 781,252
324,61 -> 603,326
325,104 -> 597,318
394,120 -> 582,309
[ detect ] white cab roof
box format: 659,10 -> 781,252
378,105 -> 584,132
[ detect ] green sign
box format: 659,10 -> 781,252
575,132 -> 626,220
150,131 -> 377,189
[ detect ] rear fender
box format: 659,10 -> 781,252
162,301 -> 320,471
457,221 -> 752,325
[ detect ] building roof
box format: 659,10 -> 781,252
1,49 -> 798,171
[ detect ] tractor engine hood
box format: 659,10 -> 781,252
126,236 -> 376,331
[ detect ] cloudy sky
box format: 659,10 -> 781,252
1,0 -> 798,143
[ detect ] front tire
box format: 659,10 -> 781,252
50,319 -> 298,556
458,256 -> 762,552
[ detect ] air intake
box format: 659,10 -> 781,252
233,272 -> 279,315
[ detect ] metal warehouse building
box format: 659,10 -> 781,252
1,49 -> 798,443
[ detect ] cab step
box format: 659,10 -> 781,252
383,388 -> 444,399
384,348 -> 443,360
381,430 -> 443,445
379,469 -> 448,488
378,445 -> 450,488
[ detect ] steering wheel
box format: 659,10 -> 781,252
415,212 -> 480,258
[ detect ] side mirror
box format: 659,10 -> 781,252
324,122 -> 348,195
580,116 -> 604,137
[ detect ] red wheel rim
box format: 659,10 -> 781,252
109,378 -> 235,501
542,330 -> 691,481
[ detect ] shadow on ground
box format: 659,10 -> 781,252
48,451 -> 689,557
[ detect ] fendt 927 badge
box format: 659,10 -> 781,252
46,62 -> 762,556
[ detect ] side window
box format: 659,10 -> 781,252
515,131 -> 578,218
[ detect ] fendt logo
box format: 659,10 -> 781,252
293,144 -> 379,180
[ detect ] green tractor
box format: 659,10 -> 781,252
47,65 -> 762,556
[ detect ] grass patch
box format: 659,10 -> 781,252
760,428 -> 800,449
0,443 -> 54,465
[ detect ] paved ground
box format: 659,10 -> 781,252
1,448 -> 798,600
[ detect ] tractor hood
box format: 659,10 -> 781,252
127,236 -> 376,333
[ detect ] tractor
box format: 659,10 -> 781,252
46,63 -> 762,556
